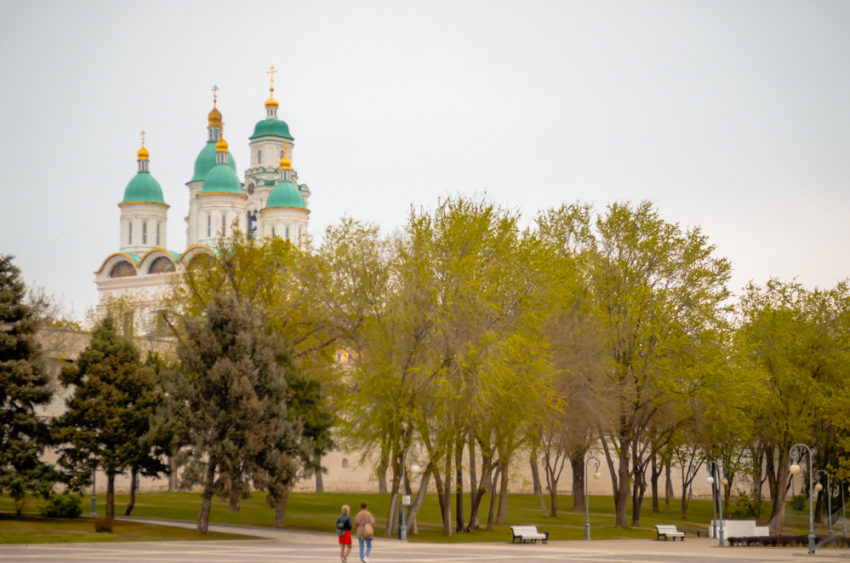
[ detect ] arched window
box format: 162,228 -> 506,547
280,150 -> 284,160
258,150 -> 262,164
272,227 -> 276,238
149,256 -> 175,274
110,261 -> 137,278
342,458 -> 350,469
221,214 -> 226,234
156,223 -> 160,246
207,214 -> 211,237
142,222 -> 147,244
285,226 -> 290,239
128,222 -> 133,245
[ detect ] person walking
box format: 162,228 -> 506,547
354,502 -> 376,563
336,505 -> 353,563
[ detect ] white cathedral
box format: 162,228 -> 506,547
94,73 -> 310,309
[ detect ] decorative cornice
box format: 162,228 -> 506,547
118,201 -> 170,208
198,192 -> 248,198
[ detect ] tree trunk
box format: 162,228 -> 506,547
168,452 -> 178,492
549,480 -> 559,517
314,452 -> 324,493
615,439 -> 630,528
468,433 -> 477,501
496,460 -> 509,524
443,446 -> 453,536
650,455 -> 660,513
274,490 -> 289,528
768,447 -> 791,535
406,464 -> 432,535
227,473 -> 241,513
384,462 -> 401,538
456,435 -> 464,532
631,465 -> 647,527
377,442 -> 390,495
466,445 -> 492,532
486,465 -> 500,531
106,471 -> 115,520
123,467 -> 137,516
664,459 -> 674,509
571,448 -> 586,513
197,458 -> 217,534
530,448 -> 542,496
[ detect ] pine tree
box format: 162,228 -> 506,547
176,294 -> 304,533
54,318 -> 162,519
0,255 -> 57,516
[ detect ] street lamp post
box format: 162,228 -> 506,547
814,470 -> 833,536
398,446 -> 420,541
706,461 -> 726,547
90,466 -> 97,516
790,444 -> 816,554
584,457 -> 602,541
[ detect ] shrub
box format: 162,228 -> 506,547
38,494 -> 83,518
93,516 -> 114,533
729,491 -> 763,519
728,535 -> 842,547
790,493 -> 807,513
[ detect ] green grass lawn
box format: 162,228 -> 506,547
1,491 -> 819,543
0,514 -> 248,544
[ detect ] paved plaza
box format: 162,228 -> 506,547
1,522 -> 848,563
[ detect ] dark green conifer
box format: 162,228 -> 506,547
54,318 -> 163,519
0,255 -> 57,515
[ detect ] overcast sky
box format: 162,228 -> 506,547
1,1 -> 849,318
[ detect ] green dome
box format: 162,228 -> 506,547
250,119 -> 293,140
265,181 -> 305,209
191,142 -> 237,182
123,171 -> 165,204
201,163 -> 243,195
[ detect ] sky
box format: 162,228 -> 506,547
1,1 -> 849,318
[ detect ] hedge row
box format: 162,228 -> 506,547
727,535 -> 849,548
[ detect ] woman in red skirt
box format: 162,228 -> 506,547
336,504 -> 353,563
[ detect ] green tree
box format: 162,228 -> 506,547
0,255 -> 57,515
54,318 -> 162,520
174,294 -> 304,533
737,279 -> 850,533
538,201 -> 732,528
165,229 -> 339,501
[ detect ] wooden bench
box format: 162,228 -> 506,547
510,525 -> 548,544
655,525 -> 685,541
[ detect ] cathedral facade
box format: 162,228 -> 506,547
94,75 -> 310,312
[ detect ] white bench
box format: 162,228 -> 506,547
655,525 -> 685,541
510,525 -> 548,544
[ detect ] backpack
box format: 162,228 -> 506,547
364,520 -> 374,539
336,514 -> 349,536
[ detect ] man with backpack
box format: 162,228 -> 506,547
354,502 -> 376,563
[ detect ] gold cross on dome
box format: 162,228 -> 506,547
140,130 -> 145,146
268,65 -> 277,86
211,84 -> 219,105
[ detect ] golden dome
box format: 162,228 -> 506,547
279,154 -> 291,169
208,105 -> 222,127
265,86 -> 279,109
137,146 -> 149,160
216,138 -> 228,152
